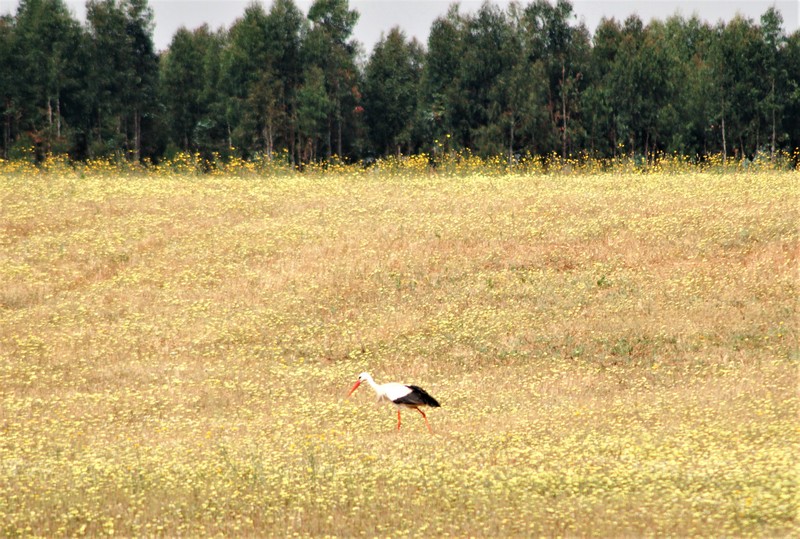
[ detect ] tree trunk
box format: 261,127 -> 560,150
45,98 -> 52,154
630,133 -> 635,160
721,112 -> 726,164
3,98 -> 10,159
265,118 -> 274,159
56,88 -> 61,139
337,115 -> 343,159
326,118 -> 332,159
94,110 -> 103,157
611,128 -> 616,159
133,108 -> 141,163
561,63 -> 567,162
298,134 -> 303,164
509,119 -> 514,168
652,135 -> 657,165
290,120 -> 297,167
770,78 -> 776,161
117,114 -> 123,161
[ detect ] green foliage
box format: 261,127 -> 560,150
160,26 -> 213,151
417,6 -> 468,152
363,28 -> 423,155
0,0 -> 797,165
84,0 -> 159,161
781,31 -> 800,150
296,65 -> 331,160
7,0 -> 83,157
303,0 -> 360,159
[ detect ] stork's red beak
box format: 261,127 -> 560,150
347,380 -> 361,397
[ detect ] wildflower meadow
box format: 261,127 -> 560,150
0,156 -> 797,536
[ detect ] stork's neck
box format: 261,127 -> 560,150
362,373 -> 382,395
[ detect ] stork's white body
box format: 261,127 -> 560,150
348,372 -> 441,432
367,380 -> 415,406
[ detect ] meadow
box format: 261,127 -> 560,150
0,158 -> 797,536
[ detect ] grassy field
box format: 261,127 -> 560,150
1,165 -> 797,536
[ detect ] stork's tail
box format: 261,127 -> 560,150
408,385 -> 441,407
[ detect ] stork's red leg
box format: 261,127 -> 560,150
397,410 -> 402,430
416,408 -> 433,433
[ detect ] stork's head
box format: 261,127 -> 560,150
348,372 -> 372,396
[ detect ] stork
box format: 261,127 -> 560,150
347,372 -> 441,433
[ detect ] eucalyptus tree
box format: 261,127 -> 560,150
194,28 -> 229,154
264,0 -> 306,162
85,0 -> 126,156
9,0 -> 82,157
418,5 -> 468,153
160,25 -> 219,152
709,15 -> 765,161
656,15 -> 715,157
124,0 -> 159,161
213,0 -> 306,159
631,19 -> 678,161
511,1 -> 559,157
780,30 -> 800,153
304,0 -> 360,159
3,0 -> 797,164
85,0 -> 158,161
221,3 -> 271,156
458,2 -> 515,155
583,17 -> 621,157
759,7 -> 787,160
0,14 -> 16,157
604,15 -> 644,157
363,27 -> 423,156
296,65 -> 330,161
521,0 -> 590,159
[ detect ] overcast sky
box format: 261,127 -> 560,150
2,0 -> 798,54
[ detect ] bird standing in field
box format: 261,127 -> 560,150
347,372 -> 441,433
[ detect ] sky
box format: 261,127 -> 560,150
2,0 -> 798,54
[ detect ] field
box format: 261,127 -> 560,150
1,164 -> 798,536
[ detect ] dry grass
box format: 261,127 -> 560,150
0,166 -> 797,536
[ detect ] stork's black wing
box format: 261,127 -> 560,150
393,385 -> 441,407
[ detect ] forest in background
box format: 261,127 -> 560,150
2,0 -> 799,165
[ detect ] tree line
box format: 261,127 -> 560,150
2,0 -> 798,165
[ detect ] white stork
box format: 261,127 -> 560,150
347,372 -> 441,433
